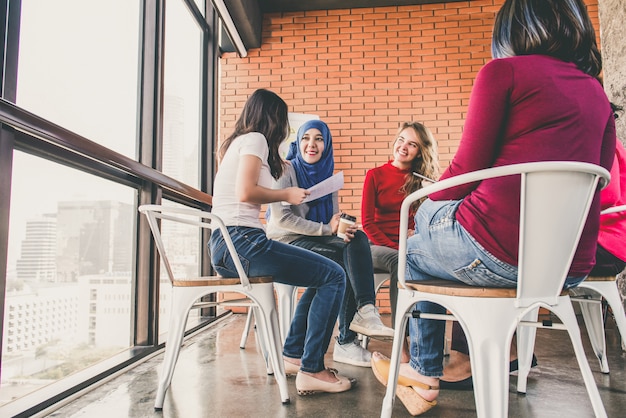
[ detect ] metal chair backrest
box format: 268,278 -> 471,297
138,204 -> 253,290
397,162 -> 610,307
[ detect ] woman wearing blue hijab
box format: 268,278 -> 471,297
267,119 -> 393,370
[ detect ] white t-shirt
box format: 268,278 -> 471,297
212,132 -> 273,229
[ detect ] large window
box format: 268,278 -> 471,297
16,0 -> 141,159
1,153 -> 136,405
2,0 -> 142,407
163,0 -> 203,188
0,0 -> 217,413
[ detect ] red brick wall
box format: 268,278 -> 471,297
219,0 -> 600,313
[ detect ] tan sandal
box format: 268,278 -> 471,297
371,354 -> 438,416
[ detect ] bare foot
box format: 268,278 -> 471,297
371,352 -> 439,403
398,362 -> 439,402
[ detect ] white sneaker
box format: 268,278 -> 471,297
349,304 -> 394,338
333,337 -> 372,367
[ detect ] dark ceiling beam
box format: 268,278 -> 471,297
223,0 -> 262,50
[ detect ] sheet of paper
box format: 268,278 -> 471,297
282,171 -> 344,205
304,171 -> 344,203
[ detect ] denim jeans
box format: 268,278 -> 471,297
210,226 -> 346,373
370,244 -> 399,323
291,230 -> 376,345
405,199 -> 585,377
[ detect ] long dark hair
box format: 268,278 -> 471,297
491,0 -> 602,78
218,89 -> 289,179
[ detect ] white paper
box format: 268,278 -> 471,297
282,171 -> 344,205
305,171 -> 344,203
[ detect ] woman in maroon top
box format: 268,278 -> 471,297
371,0 -> 616,415
361,122 -> 440,322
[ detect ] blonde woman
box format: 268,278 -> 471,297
361,121 -> 440,321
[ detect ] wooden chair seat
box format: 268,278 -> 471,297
582,275 -> 616,282
405,279 -> 569,298
172,275 -> 273,287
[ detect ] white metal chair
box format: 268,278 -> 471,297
568,204 -> 626,373
381,162 -> 610,418
138,204 -> 290,410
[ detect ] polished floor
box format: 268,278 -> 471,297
48,311 -> 626,418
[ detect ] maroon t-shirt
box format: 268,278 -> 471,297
431,55 -> 616,276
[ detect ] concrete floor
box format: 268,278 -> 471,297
48,312 -> 626,418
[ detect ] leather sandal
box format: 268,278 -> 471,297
371,354 -> 438,416
295,368 -> 354,395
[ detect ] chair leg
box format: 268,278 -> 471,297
360,334 -> 370,349
250,306 -> 274,375
459,301 -> 516,418
274,283 -> 297,344
381,304 -> 410,418
239,308 -> 254,349
588,282 -> 626,352
154,288 -> 197,410
577,280 -> 626,371
556,301 -> 608,418
577,297 -> 610,373
252,287 -> 290,404
516,307 -> 540,393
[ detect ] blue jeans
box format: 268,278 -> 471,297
291,230 -> 376,345
210,227 -> 346,373
405,199 -> 585,377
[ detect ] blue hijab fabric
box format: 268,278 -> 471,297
288,119 -> 335,223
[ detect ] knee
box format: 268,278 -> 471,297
331,265 -> 347,287
352,230 -> 368,245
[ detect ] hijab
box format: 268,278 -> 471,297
288,119 -> 335,223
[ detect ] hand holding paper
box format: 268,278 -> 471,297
304,171 -> 344,203
283,171 -> 344,205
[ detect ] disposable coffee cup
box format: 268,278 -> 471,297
337,213 -> 356,239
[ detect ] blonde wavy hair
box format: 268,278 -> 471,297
395,122 -> 440,211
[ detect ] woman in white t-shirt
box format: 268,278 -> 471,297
210,89 -> 354,395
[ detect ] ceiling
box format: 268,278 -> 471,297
221,0 -> 466,52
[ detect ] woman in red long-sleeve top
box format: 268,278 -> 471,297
361,122 -> 440,321
594,136 -> 626,275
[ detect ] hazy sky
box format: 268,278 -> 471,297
8,0 -> 199,270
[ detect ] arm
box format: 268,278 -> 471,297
431,59 -> 512,200
601,140 -> 625,209
236,154 -> 309,205
269,165 -> 334,236
361,169 -> 398,249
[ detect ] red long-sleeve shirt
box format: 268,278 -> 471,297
361,161 -> 415,250
430,55 -> 616,276
598,140 -> 626,262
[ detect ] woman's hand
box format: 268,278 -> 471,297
407,229 -> 415,238
341,222 -> 359,243
284,187 -> 310,205
330,212 -> 341,234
